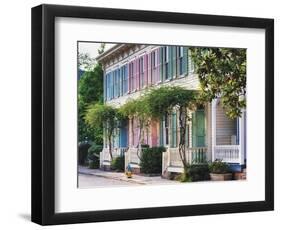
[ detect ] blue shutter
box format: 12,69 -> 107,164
104,73 -> 106,101
110,72 -> 113,99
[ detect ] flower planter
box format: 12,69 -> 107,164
210,173 -> 232,181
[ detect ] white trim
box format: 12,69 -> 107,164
211,99 -> 217,161
239,110 -> 246,165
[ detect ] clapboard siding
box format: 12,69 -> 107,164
106,74 -> 199,107
216,103 -> 236,145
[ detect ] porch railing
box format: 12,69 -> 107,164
100,147 -> 126,166
213,145 -> 240,164
124,147 -> 141,167
162,147 -> 207,174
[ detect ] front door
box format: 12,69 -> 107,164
120,120 -> 128,148
192,110 -> 206,147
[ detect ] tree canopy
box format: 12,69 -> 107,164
85,103 -> 122,159
190,47 -> 246,119
145,86 -> 197,118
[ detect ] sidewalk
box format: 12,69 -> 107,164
79,166 -> 178,185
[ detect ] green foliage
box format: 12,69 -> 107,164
120,97 -> 152,148
78,63 -> 104,143
145,86 -> 197,119
85,104 -> 119,130
111,155 -> 125,171
78,142 -> 91,165
145,86 -> 197,168
140,147 -> 166,174
209,160 -> 230,174
176,164 -> 210,182
175,166 -> 192,182
78,53 -> 95,70
189,164 -> 210,181
78,64 -> 103,104
87,144 -> 102,169
85,103 -> 122,159
190,48 -> 246,119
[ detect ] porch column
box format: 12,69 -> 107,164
239,110 -> 245,165
128,117 -> 133,147
211,99 -> 217,161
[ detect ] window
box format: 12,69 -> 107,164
122,65 -> 128,95
140,57 -> 144,88
164,46 -> 169,80
164,113 -> 169,146
185,124 -> 190,147
152,51 -> 157,68
171,112 -> 177,147
179,46 -> 184,75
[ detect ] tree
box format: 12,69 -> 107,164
78,53 -> 95,71
85,104 -> 122,160
78,43 -> 105,143
145,86 -> 197,177
189,48 -> 246,119
119,97 -> 151,157
78,63 -> 104,143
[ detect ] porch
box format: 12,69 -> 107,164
211,98 -> 246,166
162,147 -> 207,174
99,147 -> 128,169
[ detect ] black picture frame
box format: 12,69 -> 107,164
31,4 -> 274,225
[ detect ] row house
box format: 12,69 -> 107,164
96,44 -> 246,175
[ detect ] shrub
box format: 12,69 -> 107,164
87,144 -> 102,169
111,155 -> 125,171
140,146 -> 166,174
209,160 -> 230,174
175,164 -> 210,182
189,164 -> 210,181
78,142 -> 91,165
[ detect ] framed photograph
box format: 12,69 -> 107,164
31,4 -> 274,225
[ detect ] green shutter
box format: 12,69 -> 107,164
168,46 -> 172,79
188,49 -> 194,74
171,112 -> 177,147
183,47 -> 188,75
192,110 -> 205,147
159,117 -> 164,146
172,46 -> 177,77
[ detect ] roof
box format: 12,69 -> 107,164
95,44 -> 134,63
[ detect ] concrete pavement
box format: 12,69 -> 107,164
78,166 -> 179,187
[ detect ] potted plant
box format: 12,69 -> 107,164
209,160 -> 232,181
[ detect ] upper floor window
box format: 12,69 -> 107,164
140,56 -> 145,88
164,46 -> 169,80
179,46 -> 184,75
152,51 -> 157,69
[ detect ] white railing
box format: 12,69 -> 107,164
100,147 -> 123,166
118,147 -> 128,156
162,147 -> 207,174
126,147 -> 141,165
214,145 -> 240,164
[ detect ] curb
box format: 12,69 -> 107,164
78,170 -> 146,185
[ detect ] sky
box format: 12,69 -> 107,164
78,42 -> 116,60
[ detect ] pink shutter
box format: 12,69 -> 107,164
144,54 -> 148,87
148,53 -> 151,86
128,62 -> 131,92
136,58 -> 140,90
151,120 -> 158,147
157,48 -> 161,82
133,59 -> 135,91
